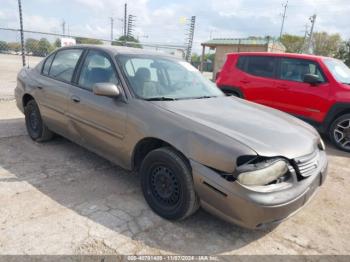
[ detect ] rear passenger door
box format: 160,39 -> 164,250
238,56 -> 279,108
67,49 -> 128,166
38,48 -> 83,137
274,57 -> 331,122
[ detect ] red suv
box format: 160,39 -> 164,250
216,52 -> 350,152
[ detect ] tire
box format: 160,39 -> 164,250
329,113 -> 350,152
24,99 -> 54,142
140,147 -> 199,220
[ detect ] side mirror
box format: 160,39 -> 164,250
303,74 -> 321,85
92,83 -> 120,97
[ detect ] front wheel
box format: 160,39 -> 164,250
140,147 -> 199,220
24,100 -> 54,142
329,113 -> 350,152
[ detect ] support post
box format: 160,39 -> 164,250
18,0 -> 25,67
200,45 -> 205,72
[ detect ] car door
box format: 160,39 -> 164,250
274,57 -> 331,122
36,48 -> 83,137
238,56 -> 280,108
67,49 -> 128,166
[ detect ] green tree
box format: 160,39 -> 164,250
0,41 -> 9,52
54,38 -> 61,48
336,40 -> 350,66
35,38 -> 53,57
191,53 -> 200,63
280,34 -> 304,53
75,37 -> 103,45
112,35 -> 142,48
7,42 -> 21,52
313,32 -> 342,57
25,38 -> 39,54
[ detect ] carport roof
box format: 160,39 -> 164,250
201,38 -> 270,47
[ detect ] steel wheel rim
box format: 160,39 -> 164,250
334,118 -> 350,150
150,165 -> 180,207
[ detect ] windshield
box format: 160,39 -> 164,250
116,54 -> 224,100
323,58 -> 350,84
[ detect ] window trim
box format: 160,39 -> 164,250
41,47 -> 85,85
73,48 -> 121,92
276,57 -> 328,84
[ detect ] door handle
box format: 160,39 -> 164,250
37,86 -> 43,90
240,79 -> 250,84
71,95 -> 80,103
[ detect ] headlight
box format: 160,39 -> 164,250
318,138 -> 326,151
237,159 -> 288,186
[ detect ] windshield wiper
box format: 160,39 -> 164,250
341,82 -> 350,85
192,95 -> 217,99
144,97 -> 177,101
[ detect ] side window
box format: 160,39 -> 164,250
78,50 -> 119,91
236,56 -> 247,71
246,56 -> 275,78
49,49 -> 83,82
279,58 -> 325,83
42,54 -> 55,75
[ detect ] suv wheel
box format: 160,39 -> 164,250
329,113 -> 350,152
140,147 -> 199,220
24,100 -> 54,142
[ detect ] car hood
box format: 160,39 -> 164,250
152,96 -> 319,159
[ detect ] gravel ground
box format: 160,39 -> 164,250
0,100 -> 349,255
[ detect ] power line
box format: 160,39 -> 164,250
279,0 -> 288,38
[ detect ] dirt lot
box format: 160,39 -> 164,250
0,99 -> 349,255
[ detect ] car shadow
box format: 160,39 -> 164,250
0,118 -> 272,254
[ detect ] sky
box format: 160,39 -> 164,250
0,0 -> 349,53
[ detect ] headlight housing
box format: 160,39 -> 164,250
318,138 -> 326,151
237,159 -> 289,186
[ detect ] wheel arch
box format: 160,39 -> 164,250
323,103 -> 350,132
218,85 -> 244,98
131,137 -> 189,171
22,93 -> 35,108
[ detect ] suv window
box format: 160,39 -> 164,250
42,53 -> 55,75
49,49 -> 83,82
78,50 -> 119,91
279,58 -> 325,83
245,56 -> 276,78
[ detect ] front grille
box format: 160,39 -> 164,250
295,149 -> 320,178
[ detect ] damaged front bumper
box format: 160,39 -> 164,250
191,150 -> 328,229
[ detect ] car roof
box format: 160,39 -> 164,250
228,52 -> 329,61
58,44 -> 180,59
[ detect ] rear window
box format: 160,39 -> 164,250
245,56 -> 276,78
49,49 -> 83,82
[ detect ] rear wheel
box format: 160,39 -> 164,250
140,147 -> 199,220
329,113 -> 350,152
24,99 -> 54,142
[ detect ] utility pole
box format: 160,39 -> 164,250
61,20 -> 66,36
110,17 -> 114,42
17,0 -> 25,66
307,14 -> 317,54
301,24 -> 309,53
124,3 -> 127,37
279,1 -> 288,39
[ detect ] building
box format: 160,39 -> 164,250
200,38 -> 286,78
